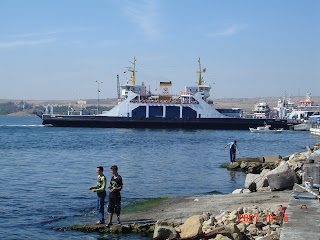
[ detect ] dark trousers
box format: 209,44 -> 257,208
97,196 -> 105,222
108,196 -> 121,215
230,150 -> 236,162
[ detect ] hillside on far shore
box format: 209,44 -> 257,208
0,96 -> 319,116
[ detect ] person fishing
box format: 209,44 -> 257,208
88,166 -> 107,224
106,165 -> 123,227
224,140 -> 240,163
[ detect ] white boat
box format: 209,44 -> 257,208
310,115 -> 320,136
311,128 -> 320,136
293,122 -> 311,131
249,125 -> 283,133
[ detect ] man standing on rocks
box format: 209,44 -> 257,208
88,166 -> 107,224
224,140 -> 240,163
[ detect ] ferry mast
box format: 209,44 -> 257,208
197,57 -> 206,86
128,57 -> 137,85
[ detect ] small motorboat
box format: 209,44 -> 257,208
249,124 -> 283,133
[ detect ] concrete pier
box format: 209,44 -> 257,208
280,186 -> 320,240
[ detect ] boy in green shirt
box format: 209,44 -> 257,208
88,166 -> 106,224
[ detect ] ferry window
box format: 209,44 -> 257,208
166,106 -> 180,118
182,107 -> 197,118
149,106 -> 163,118
132,106 -> 146,118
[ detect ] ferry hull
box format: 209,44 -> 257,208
41,115 -> 288,130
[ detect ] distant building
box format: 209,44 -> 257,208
77,99 -> 87,105
16,101 -> 32,109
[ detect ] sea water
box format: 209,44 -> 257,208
0,116 -> 319,239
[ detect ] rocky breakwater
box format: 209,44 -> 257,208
55,223 -> 155,236
153,204 -> 287,240
221,155 -> 283,174
226,142 -> 320,193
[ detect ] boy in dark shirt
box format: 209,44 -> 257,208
106,165 -> 123,227
88,166 -> 107,224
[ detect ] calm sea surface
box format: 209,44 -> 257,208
0,116 -> 319,239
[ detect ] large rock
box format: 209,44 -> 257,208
227,162 -> 240,169
246,224 -> 257,235
232,189 -> 244,194
179,215 -> 204,238
310,143 -> 320,152
260,168 -> 271,176
289,152 -> 300,161
153,221 -> 177,240
282,155 -> 290,161
213,234 -> 232,240
245,174 -> 259,191
221,222 -> 242,240
300,150 -> 310,159
246,162 -> 263,174
264,154 -> 282,163
309,149 -> 320,162
266,161 -> 299,191
240,161 -> 249,170
262,163 -> 276,170
267,169 -> 299,191
245,170 -> 270,191
227,211 -> 238,222
266,161 -> 290,176
202,225 -> 215,234
203,217 -> 215,227
202,212 -> 210,221
287,158 -> 306,169
237,222 -> 246,232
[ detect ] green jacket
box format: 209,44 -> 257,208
93,175 -> 106,194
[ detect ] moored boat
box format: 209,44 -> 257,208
249,124 -> 283,133
293,122 -> 311,131
252,101 -> 271,119
310,115 -> 320,136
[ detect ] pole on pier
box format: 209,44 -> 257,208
95,80 -> 103,114
117,74 -> 120,100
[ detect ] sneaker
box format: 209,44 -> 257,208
96,221 -> 105,225
117,220 -> 121,225
106,222 -> 113,228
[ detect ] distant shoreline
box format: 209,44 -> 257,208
1,96 -> 320,116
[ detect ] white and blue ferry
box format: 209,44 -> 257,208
36,58 -> 288,130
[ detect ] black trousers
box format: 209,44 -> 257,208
108,196 -> 121,215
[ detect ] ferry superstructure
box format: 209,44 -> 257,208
252,101 -> 271,119
36,58 -> 288,130
104,58 -> 225,119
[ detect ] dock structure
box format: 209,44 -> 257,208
280,184 -> 320,240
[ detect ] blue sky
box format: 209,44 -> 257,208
0,0 -> 319,100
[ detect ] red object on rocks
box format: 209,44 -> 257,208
277,206 -> 287,216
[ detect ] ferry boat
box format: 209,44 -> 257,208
35,58 -> 288,130
287,93 -> 320,121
